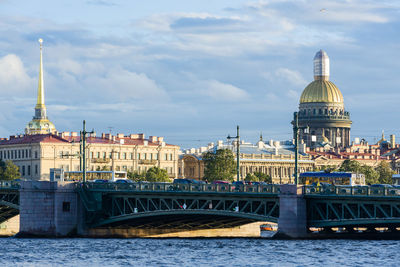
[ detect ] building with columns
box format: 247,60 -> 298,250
179,137 -> 314,184
295,50 -> 352,148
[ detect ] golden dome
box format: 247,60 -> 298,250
300,80 -> 343,104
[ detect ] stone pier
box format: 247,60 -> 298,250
19,181 -> 79,237
275,184 -> 307,239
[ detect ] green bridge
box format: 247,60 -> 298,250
1,181 -> 400,237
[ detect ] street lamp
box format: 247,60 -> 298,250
293,112 -> 299,185
227,125 -> 240,182
81,120 -> 94,183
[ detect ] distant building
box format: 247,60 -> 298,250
179,136 -> 314,184
0,133 -> 179,180
294,50 -> 352,148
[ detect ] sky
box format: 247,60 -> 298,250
0,0 -> 399,149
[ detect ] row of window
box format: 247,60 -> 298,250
83,152 -> 175,161
60,165 -> 175,174
18,164 -> 39,176
0,149 -> 38,160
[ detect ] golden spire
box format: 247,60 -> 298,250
36,38 -> 45,108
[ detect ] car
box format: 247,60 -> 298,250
370,184 -> 392,188
173,178 -> 193,184
212,180 -> 229,184
93,179 -> 109,183
115,179 -> 133,183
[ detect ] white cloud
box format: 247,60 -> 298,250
202,80 -> 249,102
274,68 -> 307,86
0,54 -> 34,94
83,69 -> 168,102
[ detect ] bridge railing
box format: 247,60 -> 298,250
304,185 -> 400,197
78,182 -> 280,194
0,180 -> 20,189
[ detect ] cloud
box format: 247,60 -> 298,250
274,68 -> 307,86
0,54 -> 34,94
201,80 -> 249,102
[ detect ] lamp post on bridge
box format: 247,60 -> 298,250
81,120 -> 94,183
293,112 -> 299,185
227,125 -> 240,182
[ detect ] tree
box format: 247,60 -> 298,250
254,172 -> 272,183
145,167 -> 170,182
360,165 -> 379,185
338,159 -> 361,173
376,161 -> 394,184
245,173 -> 258,182
2,160 -> 20,180
203,149 -> 236,182
127,170 -> 146,182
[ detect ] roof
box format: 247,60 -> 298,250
0,134 -> 178,147
300,80 -> 343,104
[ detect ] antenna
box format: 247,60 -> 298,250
108,126 -> 113,135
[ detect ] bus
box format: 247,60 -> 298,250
63,170 -> 128,182
300,172 -> 365,186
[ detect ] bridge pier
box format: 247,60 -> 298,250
275,184 -> 307,239
19,181 -> 79,237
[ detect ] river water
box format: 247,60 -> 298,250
1,236 -> 399,266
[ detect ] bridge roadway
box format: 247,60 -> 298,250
2,181 -> 400,237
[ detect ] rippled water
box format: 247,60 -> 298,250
1,236 -> 399,267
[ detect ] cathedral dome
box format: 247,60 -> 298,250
300,80 -> 343,104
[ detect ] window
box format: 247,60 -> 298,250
109,152 -> 112,159
0,151 -> 2,159
144,153 -> 147,160
123,152 -> 127,159
91,152 -> 94,159
103,152 -> 106,159
130,153 -> 133,160
18,150 -> 21,159
164,154 -> 168,160
35,151 -> 38,159
137,153 -> 141,160
29,150 -> 31,158
169,154 -> 173,161
150,153 -> 153,160
62,202 -> 71,212
22,166 -> 25,176
155,153 -> 158,160
97,152 -> 100,158
28,165 -> 31,176
35,165 -> 38,175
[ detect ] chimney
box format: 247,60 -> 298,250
130,134 -> 139,139
105,133 -> 112,140
117,133 -> 124,138
149,136 -> 157,143
71,132 -> 78,137
158,137 -> 164,142
138,133 -> 145,139
143,140 -> 148,146
102,133 -> 106,139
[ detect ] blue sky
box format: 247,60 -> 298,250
0,0 -> 399,149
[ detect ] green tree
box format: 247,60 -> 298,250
2,160 -> 20,180
245,173 -> 258,182
376,161 -> 394,184
127,170 -> 146,182
338,159 -> 361,173
203,149 -> 236,182
254,172 -> 272,183
360,165 -> 379,185
145,167 -> 170,182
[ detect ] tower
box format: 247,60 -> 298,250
294,50 -> 351,148
25,39 -> 57,135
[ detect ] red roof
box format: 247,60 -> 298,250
0,134 -> 177,147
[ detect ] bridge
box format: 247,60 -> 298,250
1,181 -> 400,237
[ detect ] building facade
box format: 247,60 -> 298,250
295,50 -> 352,148
180,138 -> 315,184
0,133 -> 180,180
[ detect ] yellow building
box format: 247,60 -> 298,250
0,133 -> 179,180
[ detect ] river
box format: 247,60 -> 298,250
0,236 -> 399,266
